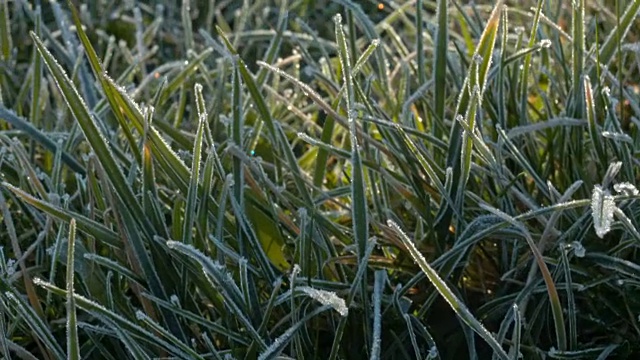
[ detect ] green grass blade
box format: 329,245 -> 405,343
66,219 -> 80,360
166,240 -> 268,350
438,0 -> 503,236
217,26 -> 278,146
590,0 -> 640,79
334,12 -> 370,348
479,205 -> 567,351
0,0 -> 11,61
518,0 -> 545,125
182,84 -> 207,245
433,0 -> 448,134
34,279 -> 194,359
3,291 -> 65,359
584,77 -> 606,169
571,0 -> 585,118
0,107 -> 85,174
370,270 -> 386,360
1,182 -> 120,246
389,220 -> 509,360
30,32 -> 147,232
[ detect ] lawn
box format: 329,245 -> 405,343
1,0 -> 640,359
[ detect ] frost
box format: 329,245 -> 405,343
622,42 -> 640,53
333,13 -> 342,25
569,241 -> 586,257
289,264 -> 301,284
602,131 -> 633,143
427,346 -> 438,359
48,193 -> 61,205
614,182 -> 639,196
6,259 -> 15,276
603,161 -> 623,186
258,324 -> 298,360
591,185 -> 616,238
135,310 -> 146,320
298,286 -> 348,317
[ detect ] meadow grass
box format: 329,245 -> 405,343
1,0 -> 640,358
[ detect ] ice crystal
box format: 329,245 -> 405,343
591,185 -> 615,238
298,286 -> 348,317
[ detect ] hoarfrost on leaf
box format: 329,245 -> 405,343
298,286 -> 348,317
591,185 -> 615,238
539,39 -> 552,48
614,182 -> 639,196
570,241 -> 586,258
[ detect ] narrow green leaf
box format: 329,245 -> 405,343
34,280 -> 195,359
584,77 -> 606,168
183,83 -> 207,245
437,0 -> 503,236
479,205 -> 567,351
518,0 -> 545,125
389,220 -> 510,360
571,0 -> 585,118
433,0 -> 448,133
1,182 -> 120,246
0,0 -> 11,60
0,107 -> 85,174
30,32 -> 148,234
217,26 -> 278,146
4,290 -> 64,359
66,219 -> 80,360
589,0 -> 640,79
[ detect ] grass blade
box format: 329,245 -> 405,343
388,220 -> 509,360
437,0 -> 503,238
432,0 -> 448,134
66,219 -> 80,360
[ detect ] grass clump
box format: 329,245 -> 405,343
1,0 -> 640,359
